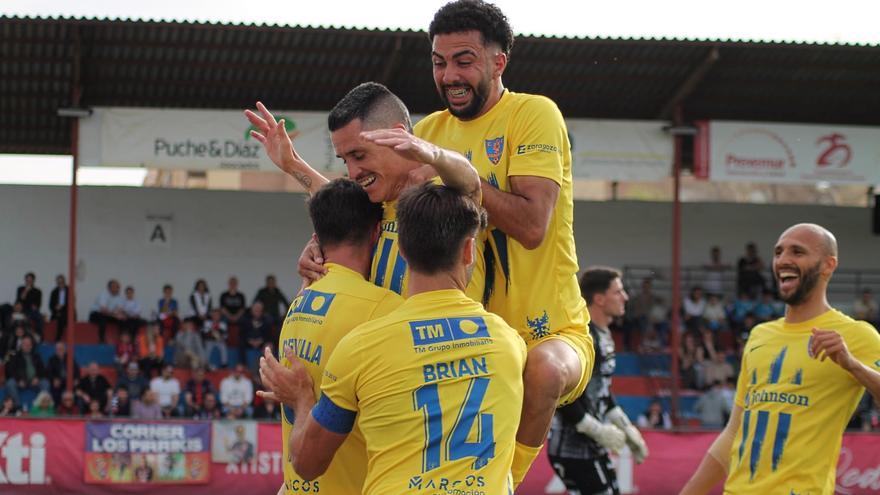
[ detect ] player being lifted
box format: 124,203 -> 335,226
275,183 -> 527,494
681,224 -> 880,494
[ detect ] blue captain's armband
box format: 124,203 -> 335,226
311,393 -> 356,434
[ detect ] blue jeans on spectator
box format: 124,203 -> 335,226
5,378 -> 50,408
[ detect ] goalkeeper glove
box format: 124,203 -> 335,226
606,406 -> 649,463
575,413 -> 626,453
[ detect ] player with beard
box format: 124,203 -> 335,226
414,0 -> 594,485
548,268 -> 648,495
681,223 -> 880,495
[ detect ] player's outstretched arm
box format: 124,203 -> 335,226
361,128 -> 481,202
811,328 -> 880,403
480,175 -> 559,250
244,101 -> 330,195
680,405 -> 742,495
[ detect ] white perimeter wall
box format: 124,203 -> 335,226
1,184 -> 878,317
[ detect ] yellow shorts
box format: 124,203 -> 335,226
525,323 -> 594,406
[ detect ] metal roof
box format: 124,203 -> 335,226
3,16 -> 880,154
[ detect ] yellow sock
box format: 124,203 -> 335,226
511,441 -> 542,490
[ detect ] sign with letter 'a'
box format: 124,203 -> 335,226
145,215 -> 172,248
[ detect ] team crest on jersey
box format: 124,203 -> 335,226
526,311 -> 550,340
485,137 -> 504,165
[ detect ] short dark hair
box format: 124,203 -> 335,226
163,284 -> 172,291
327,82 -> 412,132
579,267 -> 622,305
429,0 -> 515,55
397,183 -> 487,274
25,272 -> 35,280
309,179 -> 383,248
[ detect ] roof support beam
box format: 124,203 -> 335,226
377,35 -> 404,86
657,46 -> 720,120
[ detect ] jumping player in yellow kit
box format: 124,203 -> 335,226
415,1 -> 595,484
259,179 -> 404,494
681,224 -> 880,495
277,183 -> 527,495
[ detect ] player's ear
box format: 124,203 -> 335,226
822,255 -> 838,277
493,51 -> 508,78
462,236 -> 476,268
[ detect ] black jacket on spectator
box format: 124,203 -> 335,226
253,288 -> 288,323
5,348 -> 47,383
48,354 -> 81,385
240,314 -> 272,348
185,378 -> 215,407
16,286 -> 42,312
49,286 -> 69,320
117,374 -> 149,400
78,375 -> 112,410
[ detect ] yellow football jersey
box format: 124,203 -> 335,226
415,91 -> 589,343
316,289 -> 527,495
279,263 -> 404,495
725,309 -> 880,494
370,202 -> 408,297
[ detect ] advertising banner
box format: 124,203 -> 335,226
84,421 -> 211,484
567,119 -> 672,181
694,120 -> 880,185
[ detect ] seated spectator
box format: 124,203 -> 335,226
149,364 -> 181,418
0,396 -> 20,417
252,396 -> 281,421
636,399 -> 672,430
737,242 -> 766,298
184,366 -> 214,412
695,380 -> 731,428
117,362 -> 150,400
115,331 -> 136,372
648,296 -> 670,344
195,392 -> 223,420
76,362 -> 112,412
56,390 -> 81,416
219,276 -> 247,325
88,279 -> 125,342
15,272 -> 44,339
49,274 -> 70,342
4,303 -> 32,339
174,318 -> 206,370
727,291 -> 756,332
239,301 -> 271,369
136,322 -> 165,378
109,387 -> 132,417
121,286 -> 146,337
639,325 -> 664,354
753,289 -> 782,322
703,293 -> 727,333
132,389 -> 162,420
157,284 -> 180,339
86,399 -> 105,419
225,404 -> 247,420
1,321 -> 33,362
189,279 -> 212,325
254,275 -> 288,327
680,332 -> 706,390
30,391 -> 55,417
853,288 -> 879,325
201,308 -> 229,369
179,391 -> 200,418
683,286 -> 707,332
47,341 -> 80,403
703,350 -> 735,387
4,335 -> 50,407
219,364 -> 253,414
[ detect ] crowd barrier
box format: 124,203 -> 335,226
1,419 -> 877,494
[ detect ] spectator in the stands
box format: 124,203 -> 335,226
132,389 -> 162,420
49,274 -> 70,342
648,296 -> 670,344
47,341 -> 80,403
703,293 -> 727,333
238,301 -> 271,368
219,364 -> 253,414
637,399 -> 672,430
680,332 -> 706,390
15,272 -> 43,338
184,366 -> 214,413
108,387 -> 132,417
195,392 -> 223,420
1,322 -> 32,363
87,398 -> 105,419
0,396 -> 20,417
219,276 -> 247,325
157,284 -> 180,339
121,285 -> 146,337
56,390 -> 81,416
702,246 -> 730,297
639,325 -> 664,354
89,279 -> 125,342
727,291 -> 756,332
695,380 -> 730,429
189,279 -> 212,325
115,331 -> 136,373
853,288 -> 879,326
626,277 -> 656,347
253,396 -> 281,420
683,286 -> 707,332
4,334 -> 49,408
721,377 -> 736,413
753,289 -> 782,322
4,303 -> 31,338
150,364 -> 181,418
76,361 -> 112,412
253,275 -> 288,326
136,322 -> 165,378
703,349 -> 735,388
736,242 -> 766,297
30,391 -> 55,417
201,308 -> 228,369
226,404 -> 247,420
173,318 -> 206,370
117,362 -> 149,400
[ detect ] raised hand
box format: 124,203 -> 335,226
244,102 -> 302,175
361,128 -> 442,165
257,346 -> 315,408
